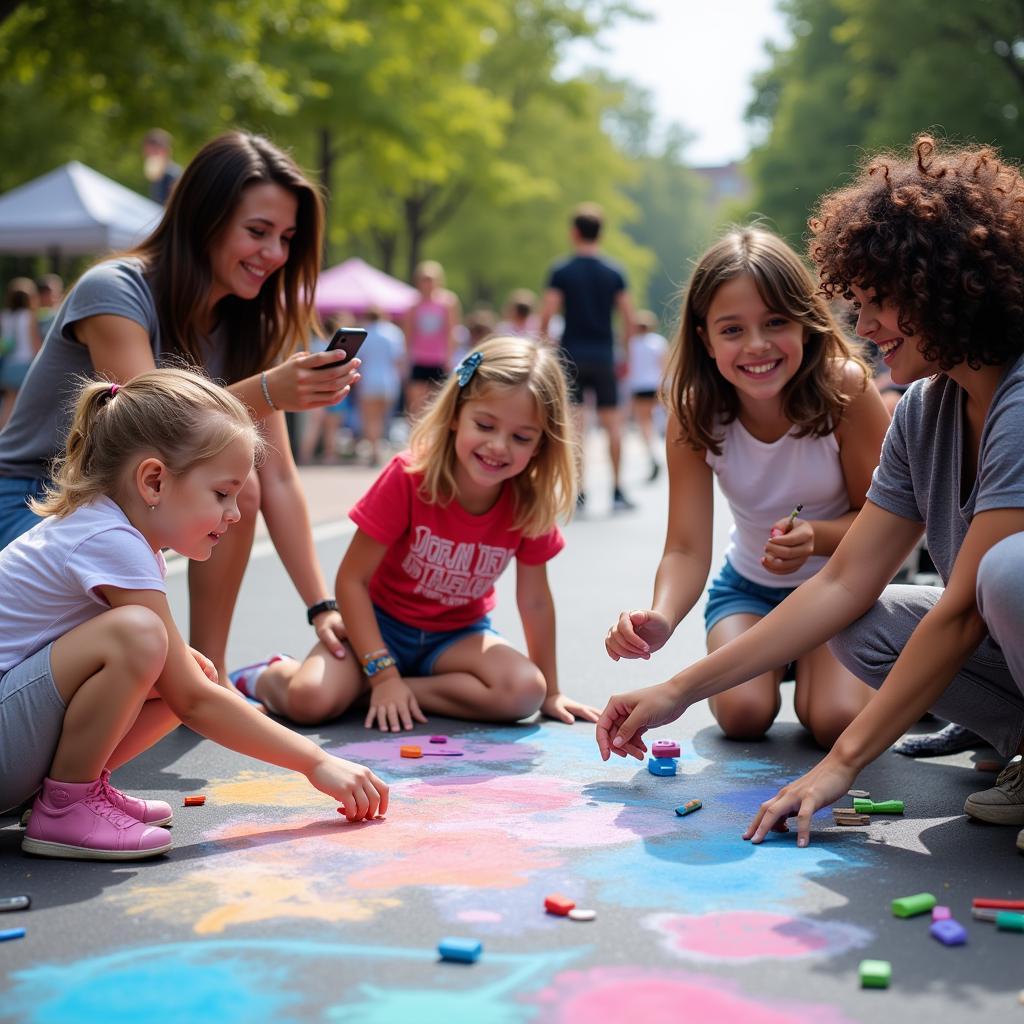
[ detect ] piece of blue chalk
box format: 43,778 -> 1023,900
438,937 -> 482,963
648,756 -> 677,777
930,919 -> 967,946
0,928 -> 25,942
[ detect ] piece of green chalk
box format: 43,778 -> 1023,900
859,959 -> 891,989
996,911 -> 1024,932
892,892 -> 937,918
853,798 -> 903,814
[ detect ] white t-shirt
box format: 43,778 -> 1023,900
628,331 -> 668,392
0,496 -> 166,674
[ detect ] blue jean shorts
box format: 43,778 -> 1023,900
0,476 -> 46,551
704,558 -> 798,633
373,604 -> 500,677
0,642 -> 64,813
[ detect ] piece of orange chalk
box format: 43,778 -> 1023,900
183,795 -> 205,807
400,745 -> 422,758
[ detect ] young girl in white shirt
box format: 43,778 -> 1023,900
0,368 -> 386,861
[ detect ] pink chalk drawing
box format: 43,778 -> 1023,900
645,911 -> 872,964
526,967 -> 856,1024
329,736 -> 533,765
456,910 -> 504,923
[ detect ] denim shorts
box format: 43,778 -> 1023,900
0,642 -> 64,813
373,604 -> 500,676
0,476 -> 46,551
704,558 -> 798,633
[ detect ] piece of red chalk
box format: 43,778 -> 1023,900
544,894 -> 575,916
973,898 -> 1024,911
183,795 -> 205,806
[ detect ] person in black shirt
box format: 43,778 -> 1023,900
540,203 -> 636,512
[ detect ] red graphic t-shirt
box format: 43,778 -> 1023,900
349,452 -> 564,631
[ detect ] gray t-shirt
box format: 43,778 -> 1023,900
868,354 -> 1024,585
0,259 -> 224,478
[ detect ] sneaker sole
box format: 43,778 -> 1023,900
963,797 -> 1024,825
21,836 -> 172,860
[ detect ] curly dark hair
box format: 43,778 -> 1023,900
809,135 -> 1024,371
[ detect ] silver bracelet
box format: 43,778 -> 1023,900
260,370 -> 277,411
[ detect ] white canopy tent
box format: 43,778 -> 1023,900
0,161 -> 163,256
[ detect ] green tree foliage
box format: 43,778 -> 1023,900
0,0 -> 713,309
745,0 -> 1024,244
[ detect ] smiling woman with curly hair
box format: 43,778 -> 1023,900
594,135 -> 1024,858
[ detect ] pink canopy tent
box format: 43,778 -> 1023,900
315,257 -> 419,317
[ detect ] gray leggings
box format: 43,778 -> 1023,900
829,532 -> 1024,758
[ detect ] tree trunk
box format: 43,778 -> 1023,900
318,127 -> 334,266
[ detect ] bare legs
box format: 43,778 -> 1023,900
359,395 -> 393,465
707,612 -> 872,748
253,634 -> 546,729
188,471 -> 260,683
48,607 -> 174,782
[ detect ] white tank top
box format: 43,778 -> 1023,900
705,417 -> 849,588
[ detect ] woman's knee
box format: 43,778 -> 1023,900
283,676 -> 352,725
805,705 -> 858,750
977,533 -> 1024,618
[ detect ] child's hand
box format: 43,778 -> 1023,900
311,608 -> 349,660
743,752 -> 858,848
541,692 -> 601,724
188,646 -> 219,684
762,516 -> 814,575
605,609 -> 672,661
364,675 -> 428,733
595,682 -> 684,761
308,754 -> 389,822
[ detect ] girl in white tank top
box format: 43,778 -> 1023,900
605,227 -> 891,748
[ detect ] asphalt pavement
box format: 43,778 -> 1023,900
1,431 -> 1022,1023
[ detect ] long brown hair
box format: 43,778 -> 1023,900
32,368 -> 264,518
407,337 -> 577,536
666,227 -> 868,455
125,131 -> 324,383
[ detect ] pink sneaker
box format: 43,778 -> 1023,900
100,769 -> 173,827
21,777 -> 172,860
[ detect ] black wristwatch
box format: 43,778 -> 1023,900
306,598 -> 338,625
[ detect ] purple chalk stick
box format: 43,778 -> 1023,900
652,739 -> 681,758
930,918 -> 967,946
421,750 -> 464,757
430,736 -> 448,744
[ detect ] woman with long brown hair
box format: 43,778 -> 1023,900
0,131 -> 356,681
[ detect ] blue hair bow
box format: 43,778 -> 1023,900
454,351 -> 483,388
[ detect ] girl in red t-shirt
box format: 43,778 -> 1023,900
234,336 -> 600,731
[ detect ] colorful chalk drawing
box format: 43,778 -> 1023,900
644,911 -> 872,963
527,967 -> 858,1024
6,725 -> 889,1022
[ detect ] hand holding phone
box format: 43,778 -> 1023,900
315,327 -> 367,371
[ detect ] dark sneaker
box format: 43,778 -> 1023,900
892,721 -> 983,757
647,460 -> 660,483
612,488 -> 636,512
576,490 -> 586,510
964,757 -> 1024,824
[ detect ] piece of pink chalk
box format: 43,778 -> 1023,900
652,740 -> 681,758
932,905 -> 952,921
429,736 -> 447,744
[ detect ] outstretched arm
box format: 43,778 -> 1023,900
596,501 -> 923,759
606,418 -> 713,661
745,506 -> 1024,847
101,585 -> 387,819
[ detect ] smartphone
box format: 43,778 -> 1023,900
315,327 -> 367,370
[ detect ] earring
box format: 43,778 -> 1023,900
148,504 -> 157,510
